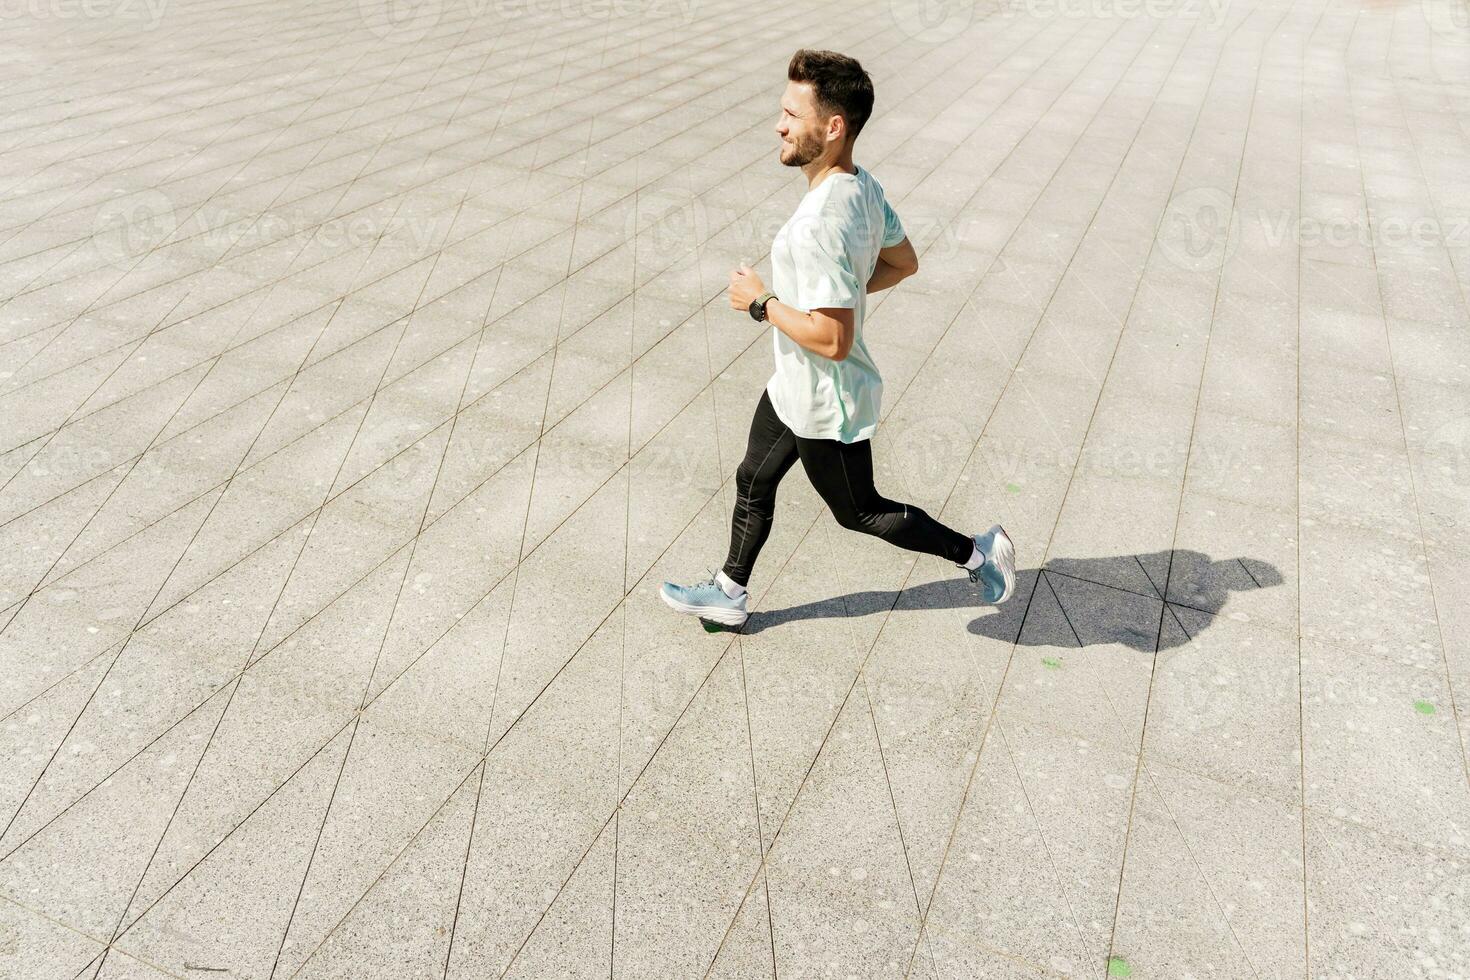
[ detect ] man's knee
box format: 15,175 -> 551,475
832,506 -> 879,534
736,458 -> 777,506
735,457 -> 758,491
832,500 -> 906,537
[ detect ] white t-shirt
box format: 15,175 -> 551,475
765,165 -> 905,444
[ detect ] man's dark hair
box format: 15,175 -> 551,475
787,49 -> 875,142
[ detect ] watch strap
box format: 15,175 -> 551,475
751,292 -> 777,321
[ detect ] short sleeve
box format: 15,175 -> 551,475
880,196 -> 906,248
789,220 -> 861,310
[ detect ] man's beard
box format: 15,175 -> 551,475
780,132 -> 822,167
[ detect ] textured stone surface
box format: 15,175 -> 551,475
2,0 -> 1469,976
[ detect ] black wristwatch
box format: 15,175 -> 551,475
748,292 -> 777,322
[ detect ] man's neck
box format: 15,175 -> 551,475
801,149 -> 857,190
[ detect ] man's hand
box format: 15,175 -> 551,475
867,238 -> 919,293
728,265 -> 766,312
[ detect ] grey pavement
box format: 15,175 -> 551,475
1,0 -> 1469,977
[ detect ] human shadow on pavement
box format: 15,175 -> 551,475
744,549 -> 1282,652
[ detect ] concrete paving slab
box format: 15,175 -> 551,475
3,0 -> 1470,977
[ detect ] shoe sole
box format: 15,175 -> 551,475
989,523 -> 1016,604
659,586 -> 749,627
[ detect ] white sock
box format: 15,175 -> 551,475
715,570 -> 746,598
963,542 -> 985,570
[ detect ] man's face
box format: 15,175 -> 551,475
776,81 -> 830,167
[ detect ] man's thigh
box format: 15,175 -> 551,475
794,435 -> 878,520
738,390 -> 801,484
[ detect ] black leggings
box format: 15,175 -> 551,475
721,390 -> 973,586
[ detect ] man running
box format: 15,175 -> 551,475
659,49 -> 1015,629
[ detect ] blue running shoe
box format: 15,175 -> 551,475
660,570 -> 749,627
967,525 -> 1016,603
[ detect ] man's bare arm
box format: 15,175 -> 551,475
867,237 -> 919,293
728,264 -> 856,361
766,302 -> 855,361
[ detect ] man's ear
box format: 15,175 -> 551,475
826,113 -> 847,144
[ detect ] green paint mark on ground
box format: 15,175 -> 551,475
1414,700 -> 1436,715
1005,482 -> 1021,493
1108,957 -> 1132,978
701,619 -> 725,633
1042,657 -> 1061,670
